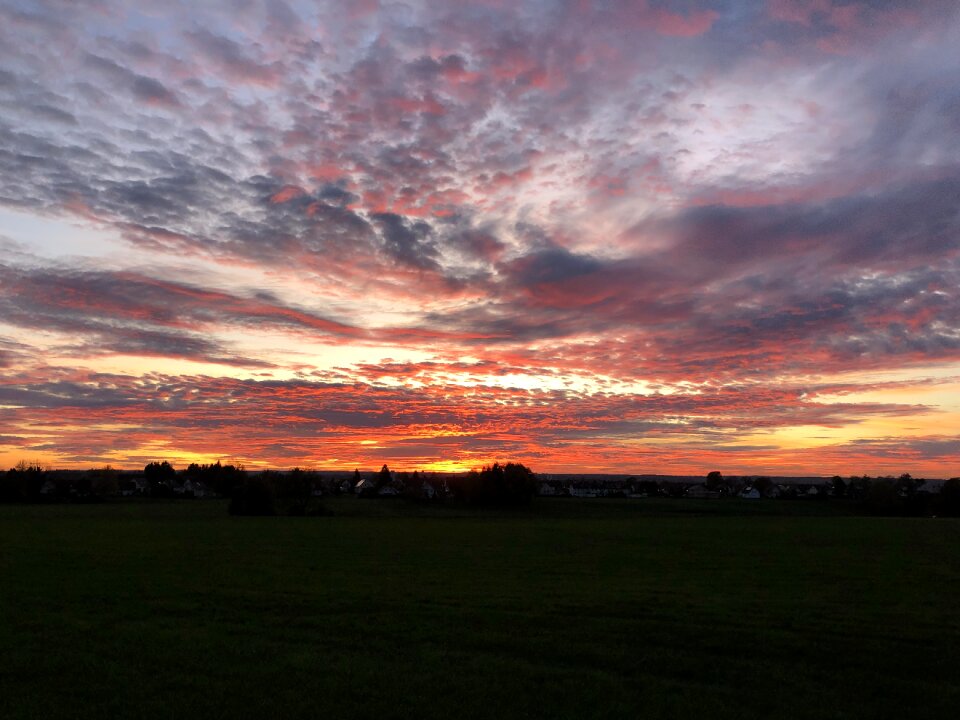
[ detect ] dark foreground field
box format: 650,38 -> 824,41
1,498 -> 958,719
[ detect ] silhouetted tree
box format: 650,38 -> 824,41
831,476 -> 847,498
1,461 -> 46,502
847,476 -> 871,500
145,461 -> 177,496
377,464 -> 393,489
274,469 -> 313,515
182,461 -> 243,496
144,461 -> 176,482
753,476 -> 773,497
401,469 -> 420,499
89,465 -> 119,497
458,462 -> 537,507
705,470 -> 723,491
895,473 -> 924,498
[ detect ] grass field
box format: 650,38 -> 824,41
1,498 -> 958,719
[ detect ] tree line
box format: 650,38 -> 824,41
227,461 -> 538,515
0,460 -> 539,515
3,460 -> 959,517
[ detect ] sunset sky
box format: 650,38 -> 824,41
1,0 -> 959,476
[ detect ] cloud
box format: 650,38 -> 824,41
186,28 -> 283,86
0,337 -> 33,368
501,244 -> 603,288
0,365 -> 939,472
0,263 -> 370,365
640,175 -> 960,274
84,53 -> 181,108
371,212 -> 440,270
623,1 -> 720,38
0,0 -> 958,472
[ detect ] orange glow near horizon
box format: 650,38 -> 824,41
2,344 -> 960,477
2,349 -> 960,478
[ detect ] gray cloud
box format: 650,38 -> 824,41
84,53 -> 180,108
186,27 -> 282,85
371,212 -> 439,270
0,263 -> 365,365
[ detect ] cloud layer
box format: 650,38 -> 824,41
1,0 -> 959,474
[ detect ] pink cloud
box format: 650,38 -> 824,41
386,94 -> 447,116
768,0 -> 923,54
647,6 -> 720,37
269,185 -> 305,204
615,0 -> 719,37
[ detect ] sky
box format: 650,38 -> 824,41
1,0 -> 959,476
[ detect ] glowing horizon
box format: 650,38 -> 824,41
2,0 -> 960,478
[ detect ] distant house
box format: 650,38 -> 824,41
740,487 -> 761,499
354,477 -> 376,496
183,480 -> 213,498
538,481 -> 565,497
421,482 -> 436,500
686,484 -> 721,499
377,486 -> 399,497
917,480 -> 944,495
120,477 -> 149,497
39,480 -> 57,496
569,482 -> 599,498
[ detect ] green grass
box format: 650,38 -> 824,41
1,498 -> 958,719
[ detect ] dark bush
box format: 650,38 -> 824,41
862,479 -> 902,516
228,478 -> 276,516
938,478 -> 960,517
272,469 -> 317,515
228,471 -> 328,516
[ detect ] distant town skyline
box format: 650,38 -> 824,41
1,1 -> 959,476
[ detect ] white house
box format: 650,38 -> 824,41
183,480 -> 213,498
354,477 -> 375,495
569,485 -> 599,498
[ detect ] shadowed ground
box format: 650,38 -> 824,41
1,498 -> 958,719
